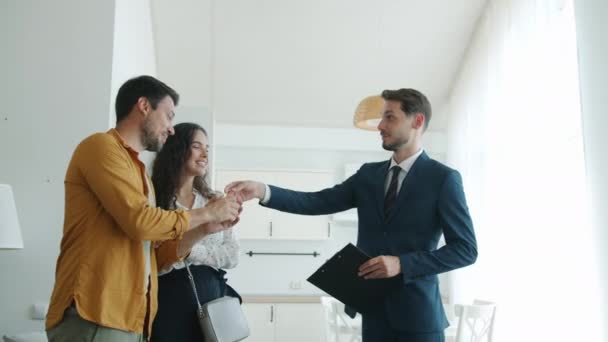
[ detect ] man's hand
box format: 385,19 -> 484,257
200,203 -> 243,235
204,193 -> 241,223
176,196 -> 243,257
224,181 -> 266,202
358,256 -> 402,279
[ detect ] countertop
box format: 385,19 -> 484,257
242,295 -> 322,303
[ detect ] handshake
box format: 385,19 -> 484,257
197,181 -> 266,235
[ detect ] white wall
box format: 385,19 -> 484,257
150,0 -> 487,130
211,0 -> 462,129
573,1 -> 608,340
151,0 -> 214,109
0,0 -> 115,336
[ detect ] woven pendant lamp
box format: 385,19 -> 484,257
353,95 -> 384,130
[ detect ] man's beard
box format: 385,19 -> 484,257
382,138 -> 407,151
142,122 -> 163,152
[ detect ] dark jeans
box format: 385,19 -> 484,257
151,265 -> 240,342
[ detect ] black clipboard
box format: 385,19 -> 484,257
307,243 -> 401,314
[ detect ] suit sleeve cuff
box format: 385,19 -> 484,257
260,184 -> 271,204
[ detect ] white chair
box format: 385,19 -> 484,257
445,300 -> 496,342
472,299 -> 496,341
443,302 -> 459,339
320,296 -> 362,342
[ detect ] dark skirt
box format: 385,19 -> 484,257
151,265 -> 240,342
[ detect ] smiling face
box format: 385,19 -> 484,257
141,95 -> 176,152
182,129 -> 209,178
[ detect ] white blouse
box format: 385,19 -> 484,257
158,191 -> 240,276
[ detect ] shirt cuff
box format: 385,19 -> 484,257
174,210 -> 190,239
260,184 -> 271,204
155,239 -> 185,273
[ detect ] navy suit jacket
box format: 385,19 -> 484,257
264,152 -> 477,333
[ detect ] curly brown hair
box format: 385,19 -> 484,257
152,122 -> 213,210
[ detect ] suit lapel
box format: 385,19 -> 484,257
374,160 -> 391,219
385,152 -> 429,224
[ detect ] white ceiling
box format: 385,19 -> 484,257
151,0 -> 487,130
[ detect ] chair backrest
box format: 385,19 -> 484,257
472,299 -> 496,341
454,302 -> 497,342
321,296 -> 340,342
320,296 -> 362,342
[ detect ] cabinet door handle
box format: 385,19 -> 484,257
269,221 -> 273,237
270,305 -> 274,322
327,222 -> 331,237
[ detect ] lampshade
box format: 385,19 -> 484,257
353,95 -> 385,130
0,184 -> 24,249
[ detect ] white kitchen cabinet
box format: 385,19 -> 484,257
243,302 -> 326,342
215,169 -> 334,240
242,303 -> 275,342
274,303 -> 326,342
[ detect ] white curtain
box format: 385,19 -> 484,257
445,0 -> 603,340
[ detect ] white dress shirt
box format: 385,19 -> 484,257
159,190 -> 240,276
384,149 -> 424,195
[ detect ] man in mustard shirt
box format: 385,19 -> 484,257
46,75 -> 240,342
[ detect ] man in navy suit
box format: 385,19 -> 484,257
225,88 -> 477,342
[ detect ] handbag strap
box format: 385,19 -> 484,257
184,261 -> 204,312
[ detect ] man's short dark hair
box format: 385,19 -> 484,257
115,75 -> 179,123
381,88 -> 432,130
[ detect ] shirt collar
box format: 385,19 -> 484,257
175,190 -> 206,210
389,149 -> 424,173
108,128 -> 139,156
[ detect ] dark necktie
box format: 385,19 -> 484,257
384,166 -> 401,217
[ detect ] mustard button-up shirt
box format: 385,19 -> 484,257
46,129 -> 190,337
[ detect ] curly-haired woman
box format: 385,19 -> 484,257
151,122 -> 241,341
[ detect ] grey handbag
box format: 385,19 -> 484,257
185,262 -> 250,342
